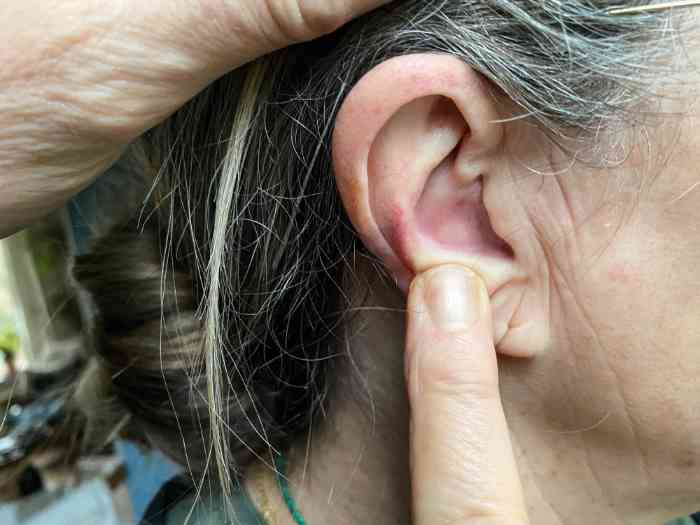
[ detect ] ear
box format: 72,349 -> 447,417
332,53 -> 549,357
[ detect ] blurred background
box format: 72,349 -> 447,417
0,162 -> 181,525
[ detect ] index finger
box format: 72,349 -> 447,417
405,265 -> 529,525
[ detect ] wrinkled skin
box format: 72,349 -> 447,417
491,65 -> 700,521
0,0 -> 390,236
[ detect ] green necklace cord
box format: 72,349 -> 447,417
274,454 -> 308,525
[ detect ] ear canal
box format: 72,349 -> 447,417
414,160 -> 514,260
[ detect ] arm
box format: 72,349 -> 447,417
0,0 -> 391,237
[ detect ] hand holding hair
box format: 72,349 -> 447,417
0,0 -> 392,237
406,265 -> 530,525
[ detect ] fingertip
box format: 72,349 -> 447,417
413,265 -> 488,333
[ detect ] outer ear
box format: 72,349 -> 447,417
332,53 -> 549,357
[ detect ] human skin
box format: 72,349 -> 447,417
0,0 -> 391,237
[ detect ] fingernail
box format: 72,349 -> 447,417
423,266 -> 484,332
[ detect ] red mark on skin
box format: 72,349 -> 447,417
380,175 -> 513,284
607,261 -> 636,286
384,204 -> 415,277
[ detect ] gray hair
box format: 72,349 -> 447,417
74,0 -> 688,511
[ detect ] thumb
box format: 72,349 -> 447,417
406,265 -> 529,525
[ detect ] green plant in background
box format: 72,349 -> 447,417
0,324 -> 19,354
26,227 -> 62,280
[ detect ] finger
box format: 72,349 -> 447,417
124,0 -> 396,72
406,265 -> 529,525
3,0 -> 395,144
0,0 -> 392,235
248,0 -> 396,51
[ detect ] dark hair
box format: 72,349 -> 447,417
74,0 -> 682,496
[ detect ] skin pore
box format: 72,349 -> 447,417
244,38 -> 700,525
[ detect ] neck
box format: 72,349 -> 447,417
245,276 -> 699,525
246,273 -> 412,525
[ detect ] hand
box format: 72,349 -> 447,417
406,265 -> 530,524
0,0 -> 391,237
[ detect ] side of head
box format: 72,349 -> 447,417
74,0 -> 700,500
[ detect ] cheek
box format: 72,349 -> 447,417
570,115 -> 700,342
567,207 -> 700,427
513,108 -> 700,455
577,206 -> 696,345
605,255 -> 642,287
538,236 -> 683,471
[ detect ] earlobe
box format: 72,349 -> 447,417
332,53 -> 550,357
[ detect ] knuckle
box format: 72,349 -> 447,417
413,339 -> 500,401
296,0 -> 349,36
427,371 -> 501,403
265,0 -> 349,43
